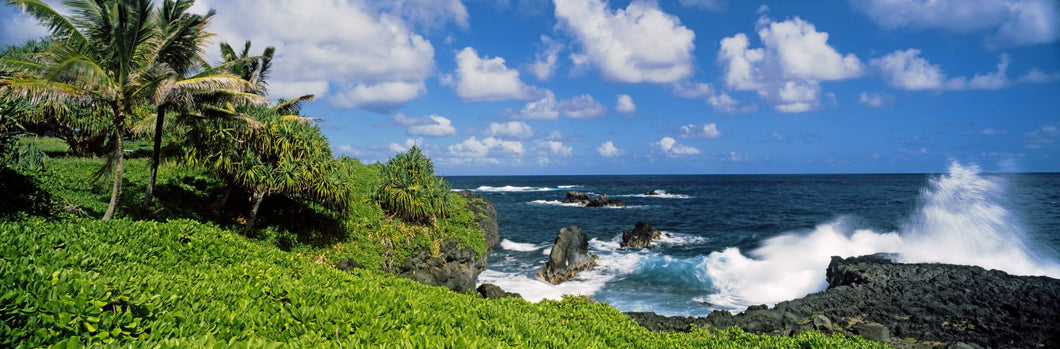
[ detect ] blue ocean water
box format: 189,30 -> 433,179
445,163 -> 1060,317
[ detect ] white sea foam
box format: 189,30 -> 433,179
528,200 -> 584,207
477,249 -> 649,303
500,239 -> 546,252
621,190 -> 692,199
655,231 -> 709,246
474,185 -> 553,192
701,162 -> 1060,312
558,185 -> 581,189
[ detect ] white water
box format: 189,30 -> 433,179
619,190 -> 692,199
500,239 -> 547,252
702,162 -> 1060,311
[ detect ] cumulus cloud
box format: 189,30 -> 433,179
529,35 -> 562,81
553,0 -> 695,83
372,0 -> 469,31
871,50 -> 1020,91
192,0 -> 447,110
389,138 -> 421,153
1020,68 -> 1060,83
858,91 -> 894,108
536,140 -> 573,157
0,8 -> 50,46
393,114 -> 457,137
447,136 -> 525,159
597,141 -> 624,157
485,121 -> 535,139
717,17 -> 863,112
708,92 -> 758,113
672,81 -> 715,99
445,47 -> 547,102
513,91 -> 606,120
615,94 -> 636,113
850,0 -> 1060,48
679,123 -> 722,139
652,137 -> 701,157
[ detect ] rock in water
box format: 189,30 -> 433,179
586,194 -> 625,208
537,226 -> 598,284
477,283 -> 521,299
621,221 -> 661,248
562,191 -> 591,204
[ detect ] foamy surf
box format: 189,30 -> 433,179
619,190 -> 692,199
500,239 -> 548,252
701,162 -> 1060,312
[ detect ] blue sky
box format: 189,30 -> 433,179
3,0 -> 1059,175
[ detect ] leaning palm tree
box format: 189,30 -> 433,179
140,1 -> 268,211
2,0 -> 247,219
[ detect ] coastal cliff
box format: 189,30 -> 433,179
395,191 -> 499,293
628,254 -> 1060,348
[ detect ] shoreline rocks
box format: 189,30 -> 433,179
393,191 -> 499,293
537,225 -> 598,284
626,254 -> 1060,348
562,191 -> 625,208
621,221 -> 661,248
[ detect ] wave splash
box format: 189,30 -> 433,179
702,162 -> 1060,312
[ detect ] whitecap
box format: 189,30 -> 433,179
500,239 -> 546,252
528,200 -> 584,207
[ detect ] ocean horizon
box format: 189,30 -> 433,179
446,162 -> 1060,317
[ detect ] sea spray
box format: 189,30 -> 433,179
702,162 -> 1060,312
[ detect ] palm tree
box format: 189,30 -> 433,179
140,1 -> 269,212
2,0 -> 248,219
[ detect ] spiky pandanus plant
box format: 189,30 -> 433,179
372,146 -> 455,225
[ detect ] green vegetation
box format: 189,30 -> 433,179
0,218 -> 887,347
1,1 -> 889,347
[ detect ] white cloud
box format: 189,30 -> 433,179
672,81 -> 715,99
194,0 -> 444,110
871,50 -> 1017,91
372,0 -> 469,31
1020,68 -> 1060,83
858,91 -> 895,108
652,137 -> 701,157
389,138 -> 421,153
597,141 -> 624,157
0,9 -> 50,46
393,114 -> 457,137
615,94 -> 636,113
679,0 -> 725,11
536,140 -> 573,157
553,0 -> 696,83
729,151 -> 746,162
709,92 -> 758,113
1026,123 -> 1058,149
485,121 -> 535,139
717,17 -> 863,112
679,123 -> 722,139
513,92 -> 606,120
850,0 -> 1060,48
445,46 -> 546,102
529,35 -> 562,81
447,136 -> 525,158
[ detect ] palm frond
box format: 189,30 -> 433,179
9,0 -> 88,47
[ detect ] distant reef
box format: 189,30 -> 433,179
627,254 -> 1060,349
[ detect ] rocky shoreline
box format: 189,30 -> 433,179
626,254 -> 1060,348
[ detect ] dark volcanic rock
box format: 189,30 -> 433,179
562,191 -> 591,204
477,283 -> 521,299
625,254 -> 1060,349
621,221 -> 661,248
394,191 -> 499,293
586,194 -> 625,208
537,226 -> 598,284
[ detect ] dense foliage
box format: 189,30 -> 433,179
373,145 -> 455,225
0,218 -> 887,348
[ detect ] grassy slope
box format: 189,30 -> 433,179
0,138 -> 888,347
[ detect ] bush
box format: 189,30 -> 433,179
372,146 -> 454,225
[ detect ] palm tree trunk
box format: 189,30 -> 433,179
102,129 -> 124,220
244,189 -> 265,235
141,105 -> 166,211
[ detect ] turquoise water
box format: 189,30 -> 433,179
445,163 -> 1060,317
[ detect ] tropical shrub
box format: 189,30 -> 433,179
372,145 -> 455,225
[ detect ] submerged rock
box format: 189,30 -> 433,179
537,226 -> 598,284
621,221 -> 661,248
562,191 -> 591,204
626,253 -> 1060,348
393,191 -> 499,293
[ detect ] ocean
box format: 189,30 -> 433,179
445,162 -> 1060,317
